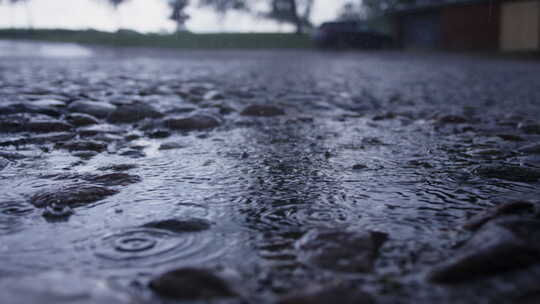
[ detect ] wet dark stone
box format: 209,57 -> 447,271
0,103 -> 61,118
72,151 -> 99,159
463,200 -> 537,230
158,142 -> 186,150
296,229 -> 388,273
473,164 -> 540,182
30,184 -> 118,208
68,100 -> 117,119
240,104 -> 285,117
429,219 -> 540,284
372,112 -> 396,121
142,218 -> 211,233
56,140 -> 108,152
0,271 -> 139,304
83,173 -> 142,186
147,130 -> 171,139
518,122 -> 540,134
279,285 -> 374,304
98,164 -> 138,172
149,268 -> 236,300
165,114 -> 220,131
437,115 -> 468,124
66,113 -> 99,127
352,164 -> 368,170
407,160 -> 433,168
27,120 -> 73,133
0,114 -> 72,133
519,143 -> 540,154
497,134 -> 525,142
29,132 -> 76,145
107,103 -> 162,123
118,149 -> 146,158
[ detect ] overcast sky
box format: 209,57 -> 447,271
0,0 -> 345,33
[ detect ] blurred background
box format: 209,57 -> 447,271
0,1 -> 539,53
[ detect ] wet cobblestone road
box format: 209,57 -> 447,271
1,45 -> 540,303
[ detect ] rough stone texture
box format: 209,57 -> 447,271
241,104 -> 285,117
30,184 -> 118,208
149,268 -> 236,300
519,143 -> 540,154
296,229 -> 388,273
27,120 -> 73,133
82,173 -> 142,186
464,200 -> 537,230
518,122 -> 540,134
429,219 -> 540,283
0,103 -> 61,118
107,103 -> 162,123
66,113 -> 100,127
473,164 -> 540,182
142,218 -> 211,233
164,114 -> 220,131
279,285 -> 374,304
56,140 -> 108,152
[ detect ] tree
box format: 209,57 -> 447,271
362,0 -> 417,17
338,1 -> 365,21
168,0 -> 190,32
2,0 -> 33,28
199,0 -> 315,34
103,0 -> 131,29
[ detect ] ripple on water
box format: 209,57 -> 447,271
94,228 -> 226,268
0,201 -> 33,236
239,198 -> 355,233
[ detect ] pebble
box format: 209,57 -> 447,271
518,122 -> 540,134
473,164 -> 540,182
352,163 -> 368,170
279,285 -> 374,304
142,218 -> 211,233
296,229 -> 388,273
82,173 -> 142,186
98,164 -> 138,172
240,104 -> 285,117
518,143 -> 540,154
27,120 -> 73,133
107,103 -> 162,123
57,140 -> 108,152
497,134 -> 525,142
165,114 -> 220,131
149,268 -> 237,300
30,184 -> 118,208
437,115 -> 468,124
463,200 -> 537,230
0,103 -> 61,118
67,100 -> 117,119
429,218 -> 540,283
66,113 -> 99,127
158,142 -> 186,150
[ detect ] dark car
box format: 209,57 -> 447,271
314,21 -> 394,49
